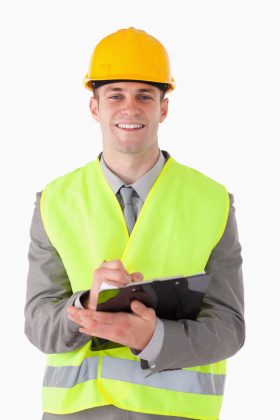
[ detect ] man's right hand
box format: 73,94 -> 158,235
81,260 -> 143,310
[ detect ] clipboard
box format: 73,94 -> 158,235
91,273 -> 211,351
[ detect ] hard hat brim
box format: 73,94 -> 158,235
83,75 -> 175,93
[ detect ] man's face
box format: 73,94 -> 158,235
89,81 -> 169,156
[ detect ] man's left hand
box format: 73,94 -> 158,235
67,300 -> 157,351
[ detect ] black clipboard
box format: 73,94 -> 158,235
91,273 -> 211,351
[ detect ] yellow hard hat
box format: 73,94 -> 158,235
84,27 -> 175,93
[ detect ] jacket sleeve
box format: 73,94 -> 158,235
144,193 -> 245,374
24,192 -> 92,353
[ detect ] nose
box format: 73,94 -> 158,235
120,97 -> 141,116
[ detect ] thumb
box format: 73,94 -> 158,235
130,300 -> 154,321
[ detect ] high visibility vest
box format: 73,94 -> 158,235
40,156 -> 230,419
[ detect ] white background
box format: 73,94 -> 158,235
1,0 -> 279,418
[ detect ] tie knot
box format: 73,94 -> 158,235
119,186 -> 134,205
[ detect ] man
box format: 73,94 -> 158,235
25,27 -> 245,419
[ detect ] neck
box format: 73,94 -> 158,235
102,147 -> 161,184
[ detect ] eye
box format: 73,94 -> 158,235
108,95 -> 122,100
139,95 -> 153,101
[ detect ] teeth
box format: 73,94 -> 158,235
117,123 -> 144,129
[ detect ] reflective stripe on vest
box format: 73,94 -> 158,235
43,356 -> 225,396
102,357 -> 225,396
41,156 -> 229,418
43,357 -> 99,388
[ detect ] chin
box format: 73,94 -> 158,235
113,139 -> 145,154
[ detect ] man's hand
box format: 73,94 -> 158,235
67,300 -> 157,351
82,259 -> 143,310
67,259 -> 157,350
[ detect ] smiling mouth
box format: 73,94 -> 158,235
115,123 -> 145,130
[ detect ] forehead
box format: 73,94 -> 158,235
100,81 -> 160,95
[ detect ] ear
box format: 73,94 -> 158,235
159,97 -> 169,123
89,97 -> 100,122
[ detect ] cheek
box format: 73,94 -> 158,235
99,117 -> 117,138
98,106 -> 115,125
148,115 -> 161,130
98,113 -> 112,127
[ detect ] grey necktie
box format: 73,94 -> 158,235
119,186 -> 136,234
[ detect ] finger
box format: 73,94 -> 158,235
68,308 -> 118,329
67,306 -> 85,322
78,322 -> 115,339
78,318 -> 115,336
67,310 -> 83,325
89,268 -> 132,310
67,307 -> 95,325
130,300 -> 155,321
67,306 -> 81,315
88,310 -> 121,325
69,312 -> 101,331
67,306 -> 94,317
94,267 -> 132,286
131,272 -> 144,282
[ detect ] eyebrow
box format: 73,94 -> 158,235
103,87 -> 157,95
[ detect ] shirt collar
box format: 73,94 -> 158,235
100,150 -> 169,202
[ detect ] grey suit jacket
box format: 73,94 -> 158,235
25,154 -> 245,420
